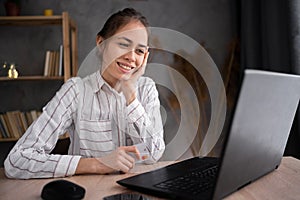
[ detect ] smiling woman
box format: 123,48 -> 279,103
98,22 -> 149,89
4,7 -> 165,179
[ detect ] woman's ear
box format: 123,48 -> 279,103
96,35 -> 103,45
96,35 -> 106,54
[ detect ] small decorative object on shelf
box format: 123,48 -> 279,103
7,63 -> 18,78
4,0 -> 21,16
0,62 -> 8,77
44,9 -> 53,16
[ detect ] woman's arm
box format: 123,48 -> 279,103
4,78 -> 81,179
126,77 -> 165,163
118,53 -> 165,163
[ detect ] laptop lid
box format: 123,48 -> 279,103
213,69 -> 300,199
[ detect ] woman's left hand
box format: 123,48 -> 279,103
121,52 -> 149,105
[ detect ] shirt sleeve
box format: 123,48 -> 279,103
4,78 -> 82,179
126,78 -> 165,164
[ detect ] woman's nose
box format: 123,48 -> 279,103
124,49 -> 135,62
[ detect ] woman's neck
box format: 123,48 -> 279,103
101,72 -> 121,92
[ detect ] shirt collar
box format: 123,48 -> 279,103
90,70 -> 115,94
87,70 -> 103,93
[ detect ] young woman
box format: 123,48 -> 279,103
4,8 -> 165,179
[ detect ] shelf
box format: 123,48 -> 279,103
0,138 -> 19,142
0,134 -> 69,142
0,76 -> 64,81
0,15 -> 63,26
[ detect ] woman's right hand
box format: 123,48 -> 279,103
97,146 -> 140,173
75,146 -> 140,175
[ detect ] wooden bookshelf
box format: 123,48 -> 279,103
0,12 -> 78,81
0,12 -> 77,142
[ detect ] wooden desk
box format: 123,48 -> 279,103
0,157 -> 299,200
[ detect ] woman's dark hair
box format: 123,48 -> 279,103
97,8 -> 149,39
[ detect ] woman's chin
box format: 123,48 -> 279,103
119,75 -> 131,81
118,71 -> 134,80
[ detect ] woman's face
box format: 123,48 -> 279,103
98,20 -> 148,86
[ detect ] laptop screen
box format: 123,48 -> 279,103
213,69 -> 300,199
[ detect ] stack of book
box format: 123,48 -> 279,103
0,110 -> 42,139
43,45 -> 63,77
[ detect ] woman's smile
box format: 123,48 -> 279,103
117,61 -> 134,73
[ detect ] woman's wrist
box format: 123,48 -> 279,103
126,92 -> 136,105
75,158 -> 113,175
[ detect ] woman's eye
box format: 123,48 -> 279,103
118,43 -> 129,48
136,48 -> 145,55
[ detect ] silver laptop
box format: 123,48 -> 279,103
117,69 -> 300,200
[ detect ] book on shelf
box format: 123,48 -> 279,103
1,114 -> 13,138
6,111 -> 22,138
25,111 -> 33,125
58,44 -> 63,76
43,51 -> 51,76
43,45 -> 64,77
0,114 -> 10,138
44,50 -> 57,76
0,110 -> 42,140
19,112 -> 29,132
0,117 -> 7,138
30,110 -> 38,122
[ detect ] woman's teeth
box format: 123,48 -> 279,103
118,63 -> 132,70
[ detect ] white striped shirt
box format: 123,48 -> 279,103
4,71 -> 165,179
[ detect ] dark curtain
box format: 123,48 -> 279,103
240,0 -> 300,159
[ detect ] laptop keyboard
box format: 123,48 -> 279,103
154,165 -> 218,195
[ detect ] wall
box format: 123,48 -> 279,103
0,0 -> 237,70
